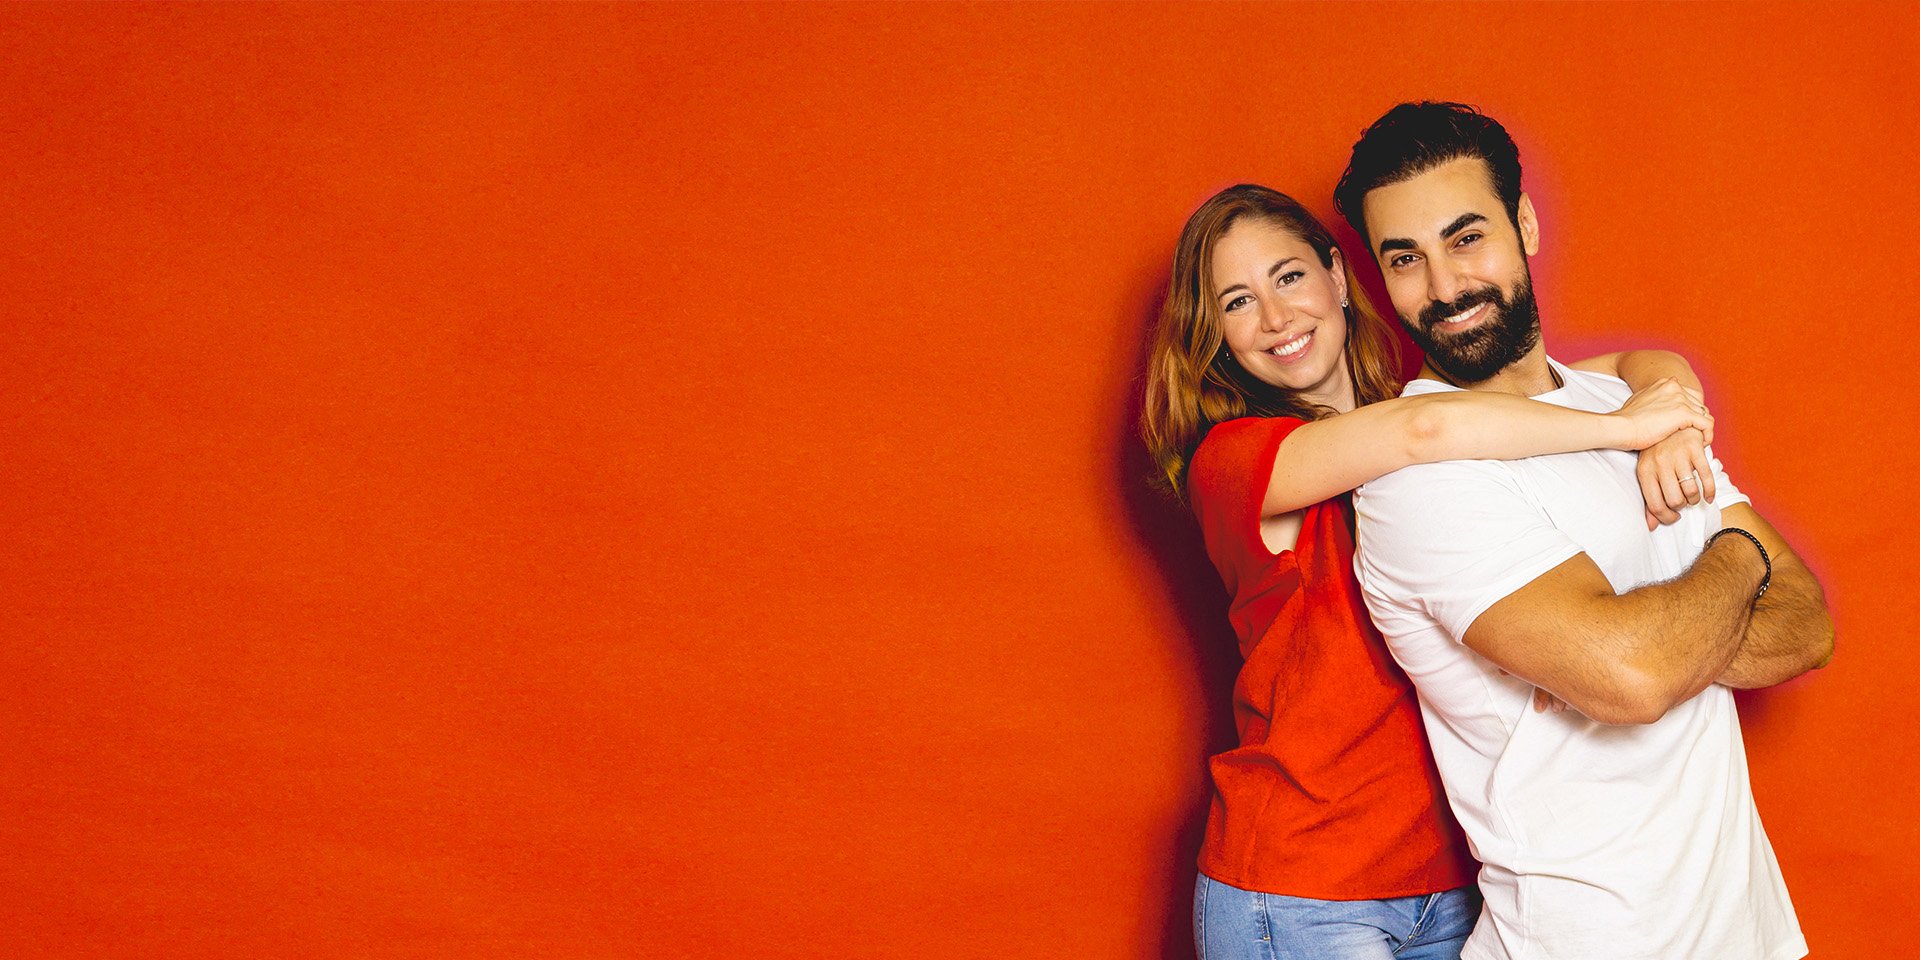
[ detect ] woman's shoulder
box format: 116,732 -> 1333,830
1194,415 -> 1309,459
1188,416 -> 1311,507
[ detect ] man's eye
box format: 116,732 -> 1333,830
1278,270 -> 1305,287
1457,233 -> 1480,248
1389,254 -> 1416,269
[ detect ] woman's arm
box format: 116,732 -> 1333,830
1569,350 -> 1720,526
1569,350 -> 1703,394
1260,383 -> 1709,517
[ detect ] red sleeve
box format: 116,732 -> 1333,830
1186,416 -> 1308,594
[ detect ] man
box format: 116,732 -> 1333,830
1334,102 -> 1833,960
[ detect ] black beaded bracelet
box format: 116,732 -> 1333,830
1706,527 -> 1771,602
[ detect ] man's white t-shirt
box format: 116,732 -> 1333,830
1353,359 -> 1805,960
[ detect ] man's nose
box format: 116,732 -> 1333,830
1427,258 -> 1468,306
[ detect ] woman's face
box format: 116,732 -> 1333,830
1210,218 -> 1353,410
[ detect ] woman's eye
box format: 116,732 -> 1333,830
1223,295 -> 1252,312
1278,270 -> 1305,287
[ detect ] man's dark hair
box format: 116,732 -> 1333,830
1333,102 -> 1524,246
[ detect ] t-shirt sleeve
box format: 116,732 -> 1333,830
1187,417 -> 1307,592
1353,459 -> 1585,645
1704,445 -> 1748,512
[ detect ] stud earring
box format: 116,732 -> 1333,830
1341,297 -> 1350,308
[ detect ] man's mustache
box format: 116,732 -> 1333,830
1418,286 -> 1504,330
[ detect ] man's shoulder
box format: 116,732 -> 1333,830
1357,454 -> 1517,503
1553,360 -> 1633,407
1396,375 -> 1456,399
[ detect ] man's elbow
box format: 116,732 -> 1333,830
1576,689 -> 1673,726
1780,559 -> 1836,671
1807,615 -> 1836,671
1775,579 -> 1836,674
1573,666 -> 1686,726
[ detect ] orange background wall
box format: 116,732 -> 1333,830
3,4 -> 1914,957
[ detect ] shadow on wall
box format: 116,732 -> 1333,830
1110,256 -> 1243,960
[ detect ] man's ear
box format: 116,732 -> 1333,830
1517,193 -> 1541,256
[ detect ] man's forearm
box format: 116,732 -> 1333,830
1613,350 -> 1704,395
1466,535 -> 1771,724
1712,504 -> 1836,689
1719,550 -> 1835,688
1602,535 -> 1767,717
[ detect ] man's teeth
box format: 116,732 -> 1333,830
1441,304 -> 1483,324
1270,333 -> 1311,357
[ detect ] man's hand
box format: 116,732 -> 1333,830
1496,666 -> 1569,713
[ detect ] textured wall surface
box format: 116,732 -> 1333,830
2,4 -> 1913,957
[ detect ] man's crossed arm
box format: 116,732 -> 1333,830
1464,502 -> 1833,725
1713,504 -> 1835,689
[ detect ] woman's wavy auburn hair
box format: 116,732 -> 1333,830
1141,184 -> 1402,500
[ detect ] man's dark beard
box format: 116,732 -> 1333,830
1407,273 -> 1542,385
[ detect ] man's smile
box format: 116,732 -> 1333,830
1433,302 -> 1489,329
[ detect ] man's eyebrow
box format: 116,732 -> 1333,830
1377,213 -> 1490,257
1439,212 -> 1488,239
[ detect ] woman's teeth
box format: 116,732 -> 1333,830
1270,332 -> 1312,357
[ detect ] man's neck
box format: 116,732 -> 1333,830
1417,343 -> 1558,397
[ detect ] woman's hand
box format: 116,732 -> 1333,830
1614,377 -> 1714,451
1612,378 -> 1717,529
1637,427 -> 1717,529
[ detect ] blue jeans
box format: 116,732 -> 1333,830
1194,874 -> 1481,960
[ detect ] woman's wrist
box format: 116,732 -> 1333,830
1601,410 -> 1639,450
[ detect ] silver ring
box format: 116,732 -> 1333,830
1679,473 -> 1700,487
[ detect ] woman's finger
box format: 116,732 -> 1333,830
1655,466 -> 1686,523
1637,459 -> 1668,524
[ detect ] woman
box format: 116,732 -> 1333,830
1141,185 -> 1713,960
